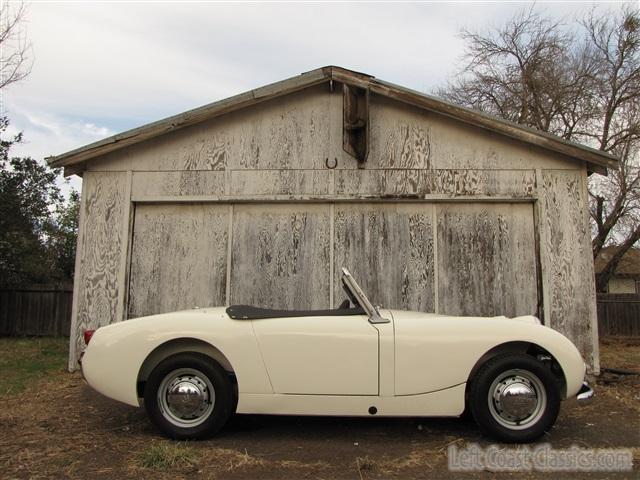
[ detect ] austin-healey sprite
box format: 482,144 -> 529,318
80,268 -> 593,443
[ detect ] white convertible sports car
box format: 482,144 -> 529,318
81,268 -> 593,443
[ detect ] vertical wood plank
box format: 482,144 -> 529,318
225,204 -> 233,306
437,203 -> 538,317
128,204 -> 229,317
230,204 -> 331,309
539,170 -> 597,370
329,203 -> 335,309
581,163 -> 600,374
72,172 -> 128,367
67,178 -> 88,370
333,203 -> 435,312
432,203 -> 439,314
115,171 -> 133,323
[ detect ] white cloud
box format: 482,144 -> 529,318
3,105 -> 112,194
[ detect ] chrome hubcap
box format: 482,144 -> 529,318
158,368 -> 215,427
488,369 -> 546,430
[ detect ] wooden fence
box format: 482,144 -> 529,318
597,293 -> 640,337
1,286 -> 637,338
0,284 -> 73,337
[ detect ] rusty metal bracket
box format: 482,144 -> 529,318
343,83 -> 369,167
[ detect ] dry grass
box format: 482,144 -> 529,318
600,336 -> 640,371
0,337 -> 638,479
136,442 -> 200,470
597,337 -> 640,411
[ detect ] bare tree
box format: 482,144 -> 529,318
439,6 -> 640,292
0,2 -> 32,91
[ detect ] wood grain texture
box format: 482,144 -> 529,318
67,79 -> 600,372
437,203 -> 538,317
335,169 -> 535,197
88,88 -> 580,176
333,203 -> 435,312
132,171 -> 225,197
72,171 -> 128,363
357,95 -> 582,171
230,170 -> 332,195
230,204 -> 331,309
0,286 -> 72,336
128,203 -> 228,317
86,85 -> 331,173
539,170 -> 596,366
52,67 -> 615,173
67,174 -> 88,370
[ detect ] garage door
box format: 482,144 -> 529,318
127,202 -> 538,318
128,203 -> 229,318
436,203 -> 538,317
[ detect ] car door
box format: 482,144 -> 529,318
251,314 -> 379,395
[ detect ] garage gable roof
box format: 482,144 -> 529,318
47,66 -> 618,174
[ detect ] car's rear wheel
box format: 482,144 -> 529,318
144,353 -> 234,439
469,353 -> 561,443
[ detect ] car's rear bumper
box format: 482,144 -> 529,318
576,381 -> 594,403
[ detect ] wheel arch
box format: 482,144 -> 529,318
136,337 -> 236,399
465,341 -> 567,399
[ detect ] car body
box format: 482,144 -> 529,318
81,268 -> 593,442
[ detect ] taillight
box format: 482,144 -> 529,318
83,329 -> 95,345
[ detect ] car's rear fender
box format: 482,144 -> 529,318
135,337 -> 236,400
81,308 -> 271,406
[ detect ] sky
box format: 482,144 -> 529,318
1,0 -> 627,194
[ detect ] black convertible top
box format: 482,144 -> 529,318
226,304 -> 366,320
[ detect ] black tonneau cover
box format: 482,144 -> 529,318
226,305 -> 366,320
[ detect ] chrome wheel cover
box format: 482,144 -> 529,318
158,368 -> 215,428
488,369 -> 546,430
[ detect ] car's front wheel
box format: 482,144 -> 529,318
469,353 -> 561,443
144,353 -> 234,439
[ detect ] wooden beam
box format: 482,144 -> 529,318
342,83 -> 370,166
67,177 -> 88,371
131,194 -> 537,204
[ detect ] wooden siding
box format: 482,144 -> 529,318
132,171 -> 225,197
436,203 -> 538,317
333,203 -> 435,312
128,203 -> 229,317
334,169 -> 536,197
539,169 -> 598,369
68,84 -> 599,373
230,204 -> 331,309
125,201 -> 536,321
69,171 -> 128,367
89,86 -> 580,175
86,85 -> 332,173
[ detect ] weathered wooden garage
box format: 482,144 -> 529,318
48,66 -> 618,373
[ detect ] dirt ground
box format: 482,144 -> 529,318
0,337 -> 638,480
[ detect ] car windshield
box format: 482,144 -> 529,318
341,268 -> 388,325
342,276 -> 361,309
